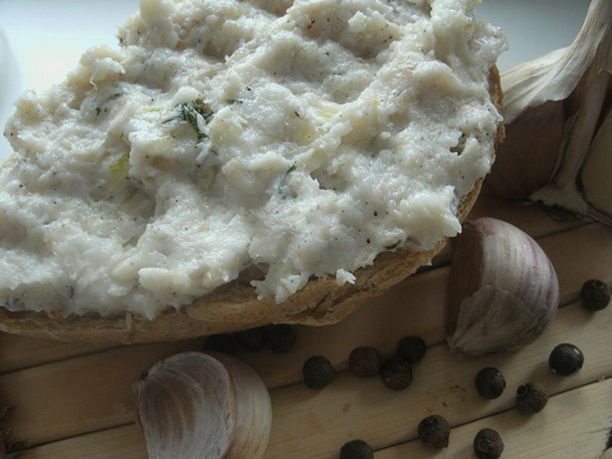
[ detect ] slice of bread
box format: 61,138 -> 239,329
0,1 -> 504,343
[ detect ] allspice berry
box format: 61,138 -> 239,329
397,336 -> 427,363
303,355 -> 335,389
549,343 -> 584,376
418,415 -> 450,449
266,324 -> 296,353
349,347 -> 383,377
516,383 -> 549,414
580,279 -> 610,311
380,356 -> 413,391
234,327 -> 267,352
340,439 -> 374,459
475,367 -> 506,399
203,333 -> 239,355
473,428 -> 504,458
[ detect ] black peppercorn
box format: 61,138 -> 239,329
203,333 -> 239,354
475,367 -> 506,399
303,355 -> 335,389
516,383 -> 549,414
548,343 -> 584,376
396,336 -> 427,363
380,356 -> 413,391
418,415 -> 450,449
234,327 -> 267,352
348,347 -> 383,377
340,439 -> 374,459
580,279 -> 610,311
473,428 -> 504,458
266,324 -> 296,353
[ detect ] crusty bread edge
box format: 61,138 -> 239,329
0,67 -> 504,344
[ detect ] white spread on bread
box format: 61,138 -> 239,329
0,0 -> 505,319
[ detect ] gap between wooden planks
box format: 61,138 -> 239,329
0,195 -> 588,376
0,222 -> 611,449
376,378 -> 612,459
0,197 -> 606,456
18,302 -> 612,459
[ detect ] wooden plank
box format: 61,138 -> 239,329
15,303 -> 612,458
0,334 -> 115,374
377,378 -> 612,459
235,222 -> 612,388
0,340 -> 202,446
262,304 -> 612,458
0,196 -> 587,376
19,425 -> 146,459
1,223 -> 611,447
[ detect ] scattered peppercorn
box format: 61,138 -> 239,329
580,279 -> 610,311
516,383 -> 549,414
418,415 -> 450,449
396,336 -> 427,363
348,347 -> 383,377
234,327 -> 267,352
266,324 -> 296,353
340,439 -> 374,459
303,356 -> 335,389
203,333 -> 239,355
475,367 -> 506,399
473,428 -> 504,459
380,356 -> 413,391
549,343 -> 584,376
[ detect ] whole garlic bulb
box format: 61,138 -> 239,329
486,0 -> 612,225
446,217 -> 559,356
134,351 -> 272,459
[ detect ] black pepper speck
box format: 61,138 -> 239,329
266,324 -> 296,353
580,279 -> 610,311
396,336 -> 426,363
474,367 -> 506,399
473,428 -> 504,458
340,439 -> 373,459
516,383 -> 548,414
418,415 -> 450,449
549,343 -> 584,376
203,334 -> 239,355
380,356 -> 412,390
348,346 -> 382,377
303,355 -> 335,389
234,327 -> 267,352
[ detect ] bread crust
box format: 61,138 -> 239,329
0,67 -> 504,343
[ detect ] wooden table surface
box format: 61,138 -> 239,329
0,193 -> 611,458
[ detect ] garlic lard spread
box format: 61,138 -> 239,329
0,0 -> 505,318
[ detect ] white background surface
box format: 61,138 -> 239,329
0,0 -> 591,162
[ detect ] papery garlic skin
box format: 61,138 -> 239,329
446,217 -> 559,356
134,352 -> 272,459
486,0 -> 611,226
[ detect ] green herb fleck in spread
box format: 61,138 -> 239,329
178,99 -> 213,141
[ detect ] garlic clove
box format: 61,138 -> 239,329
580,107 -> 612,222
133,351 -> 272,459
446,217 -> 559,356
485,0 -> 612,218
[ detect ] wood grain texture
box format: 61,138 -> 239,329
0,340 -> 202,446
1,198 -> 610,458
1,223 -> 611,447
20,425 -> 146,459
17,302 -> 612,459
262,304 -> 612,458
377,378 -> 612,459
